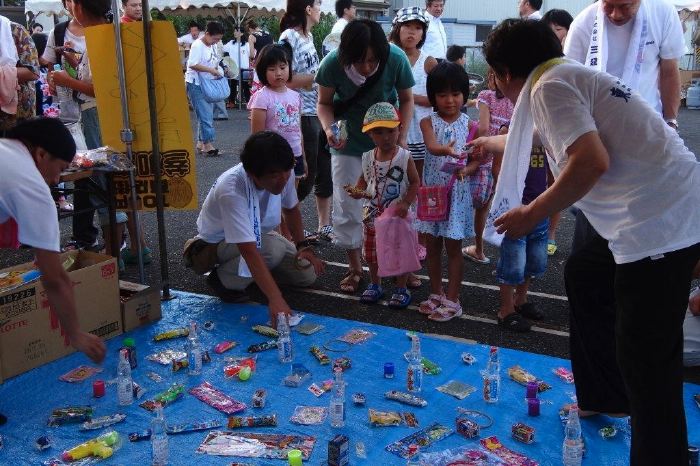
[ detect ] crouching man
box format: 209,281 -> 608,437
185,131 -> 325,326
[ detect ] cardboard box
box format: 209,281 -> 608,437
0,250 -> 122,382
120,280 -> 161,332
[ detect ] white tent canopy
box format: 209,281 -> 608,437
676,1 -> 700,9
25,0 -> 335,16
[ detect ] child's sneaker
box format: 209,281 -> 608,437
428,298 -> 462,322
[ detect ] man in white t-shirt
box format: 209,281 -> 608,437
330,0 -> 356,36
0,119 -> 107,369
480,19 -> 700,464
178,22 -> 203,48
422,0 -> 447,60
187,132 -> 325,326
518,0 -> 542,21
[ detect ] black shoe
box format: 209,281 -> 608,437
497,312 -> 532,332
515,302 -> 544,320
214,117 -> 229,121
0,413 -> 6,425
206,269 -> 249,303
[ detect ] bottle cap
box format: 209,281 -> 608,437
123,337 -> 135,348
93,380 -> 105,398
384,362 -> 395,377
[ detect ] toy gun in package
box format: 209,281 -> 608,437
60,430 -> 119,462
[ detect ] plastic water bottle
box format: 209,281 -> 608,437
276,313 -> 293,363
52,64 -> 80,121
562,404 -> 584,466
187,321 -> 202,376
329,368 -> 346,428
151,405 -> 169,466
406,335 -> 423,393
482,346 -> 500,403
117,348 -> 134,406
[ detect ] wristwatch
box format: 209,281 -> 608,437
665,118 -> 678,130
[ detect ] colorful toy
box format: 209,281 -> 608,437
553,367 -> 575,384
332,357 -> 351,372
80,413 -> 126,430
47,406 -> 93,426
480,436 -> 538,465
252,389 -> 266,408
507,366 -> 551,392
247,340 -> 278,353
189,382 -> 246,415
153,327 -> 189,341
60,431 -> 119,462
139,383 -> 185,411
456,418 -> 480,439
252,325 -> 278,338
227,415 -> 277,429
214,341 -> 237,354
385,422 -> 453,459
310,346 -> 330,365
369,409 -> 402,427
384,390 -> 428,407
512,423 -> 536,444
461,352 -> 477,365
59,365 -> 102,383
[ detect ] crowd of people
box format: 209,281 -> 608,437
0,0 -> 699,462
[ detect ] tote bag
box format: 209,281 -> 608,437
417,175 -> 456,222
375,205 -> 421,278
199,74 -> 230,103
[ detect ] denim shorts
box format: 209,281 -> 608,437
496,218 -> 549,285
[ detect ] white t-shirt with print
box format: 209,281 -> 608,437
42,25 -> 86,64
530,62 -> 700,264
564,0 -> 685,114
0,140 -> 60,252
196,163 -> 298,245
279,28 -> 319,116
185,38 -> 221,86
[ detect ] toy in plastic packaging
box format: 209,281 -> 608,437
553,367 -> 575,384
507,366 -> 551,392
308,380 -> 333,397
81,413 -> 126,430
283,363 -> 311,387
172,352 -> 211,372
337,328 -> 375,345
146,371 -> 163,383
252,389 -> 266,408
189,381 -> 246,415
252,325 -> 278,338
436,380 -> 476,400
70,146 -> 134,171
47,406 -> 93,426
147,349 -> 187,365
403,353 -> 441,375
290,406 -> 328,425
310,346 -> 330,365
36,436 -> 52,451
295,322 -> 324,335
599,425 -> 618,439
247,340 -> 277,353
352,393 -> 366,405
385,390 -> 428,407
153,327 -> 189,342
333,357 -> 351,372
59,365 -> 102,383
417,446 -> 495,466
196,431 -> 316,460
168,419 -> 223,435
369,409 -> 402,427
385,422 -> 453,459
511,423 -> 535,444
480,436 -> 539,466
214,341 -> 237,354
224,356 -> 257,379
139,383 -> 185,411
461,352 -> 477,365
60,430 -> 120,462
456,417 -> 480,439
227,415 -> 277,429
355,441 -> 367,459
402,412 -> 419,428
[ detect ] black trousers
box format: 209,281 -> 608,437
565,214 -> 700,465
297,116 -> 332,202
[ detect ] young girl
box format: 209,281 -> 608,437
416,61 -> 480,322
248,44 -> 305,181
346,102 -> 420,308
462,68 -> 514,264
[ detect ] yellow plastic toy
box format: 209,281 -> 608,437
61,430 -> 119,462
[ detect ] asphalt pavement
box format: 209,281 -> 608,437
3,106 -> 700,382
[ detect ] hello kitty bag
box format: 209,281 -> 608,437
416,175 -> 457,222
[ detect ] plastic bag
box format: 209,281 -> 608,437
374,205 -> 421,278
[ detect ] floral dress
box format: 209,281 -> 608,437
415,112 -> 475,240
0,23 -> 38,132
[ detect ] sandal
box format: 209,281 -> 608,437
419,293 -> 444,315
206,148 -> 220,157
406,273 -> 422,289
388,287 -> 411,309
429,297 -> 463,322
318,224 -> 334,242
360,283 -> 384,304
339,269 -> 363,294
497,312 -> 532,332
515,302 -> 544,321
462,245 -> 490,264
303,230 -> 320,244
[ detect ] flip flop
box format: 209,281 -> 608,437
461,245 -> 490,264
317,224 -> 334,242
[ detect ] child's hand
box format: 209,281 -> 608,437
445,140 -> 461,157
394,200 -> 410,218
344,184 -> 368,199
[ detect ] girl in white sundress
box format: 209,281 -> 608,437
416,61 -> 480,322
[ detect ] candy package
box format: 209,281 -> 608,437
139,383 -> 185,411
553,367 -> 575,384
436,380 -> 476,400
189,382 -> 246,415
333,357 -> 351,372
290,406 -> 328,425
507,366 -> 551,392
214,341 -> 237,354
247,340 -> 277,353
168,419 -> 223,435
252,325 -> 278,338
252,389 -> 266,408
196,431 -> 316,460
146,350 -> 187,365
294,322 -> 324,335
153,327 -> 189,341
337,328 -> 375,345
59,365 -> 102,383
385,422 -> 453,459
47,406 -> 93,426
227,415 -> 277,429
385,390 -> 428,407
80,413 -> 126,430
70,146 -> 134,171
480,436 -> 539,466
310,346 -> 330,365
308,380 -> 333,397
369,409 -> 402,427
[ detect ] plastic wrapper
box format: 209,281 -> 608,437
352,393 -> 366,405
416,446 -> 496,466
436,380 -> 476,400
146,349 -> 187,365
480,436 -> 538,466
553,367 -> 575,384
153,328 -> 189,342
195,431 -> 316,459
511,423 -> 535,444
58,430 -> 121,463
35,436 -> 51,451
168,419 -> 223,435
290,406 -> 327,425
59,365 -> 102,383
214,341 -> 237,354
507,366 -> 551,392
189,382 -> 246,415
70,147 -> 134,171
308,380 -> 332,397
332,357 -> 351,372
337,328 -> 375,345
461,352 -> 477,365
283,363 -> 311,387
402,412 -> 419,428
252,389 -> 266,408
385,390 -> 428,407
80,414 -> 126,430
294,322 -> 324,335
251,325 -> 278,338
146,371 -> 163,383
369,409 -> 402,427
310,346 -> 330,364
223,356 -> 257,379
227,415 -> 277,429
48,406 -> 93,426
385,422 -> 453,459
139,383 -> 185,411
247,340 -> 277,353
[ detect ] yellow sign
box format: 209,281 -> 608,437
86,22 -> 197,210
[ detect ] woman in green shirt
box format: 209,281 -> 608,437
316,19 -> 415,293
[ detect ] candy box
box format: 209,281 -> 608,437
328,434 -> 349,466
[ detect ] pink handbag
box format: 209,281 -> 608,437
417,175 -> 456,222
374,205 -> 421,278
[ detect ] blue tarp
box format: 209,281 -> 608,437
1,291 -> 698,465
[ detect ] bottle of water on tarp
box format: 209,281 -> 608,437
117,348 -> 134,406
406,335 -> 423,393
562,404 -> 584,466
277,312 -> 293,363
329,367 -> 346,428
151,405 -> 169,466
187,321 -> 202,376
482,346 -> 500,403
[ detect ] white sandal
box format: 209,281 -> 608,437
418,293 -> 444,315
429,298 -> 463,322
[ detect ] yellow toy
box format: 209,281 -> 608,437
61,430 -> 119,461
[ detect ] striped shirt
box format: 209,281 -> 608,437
279,28 -> 319,116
